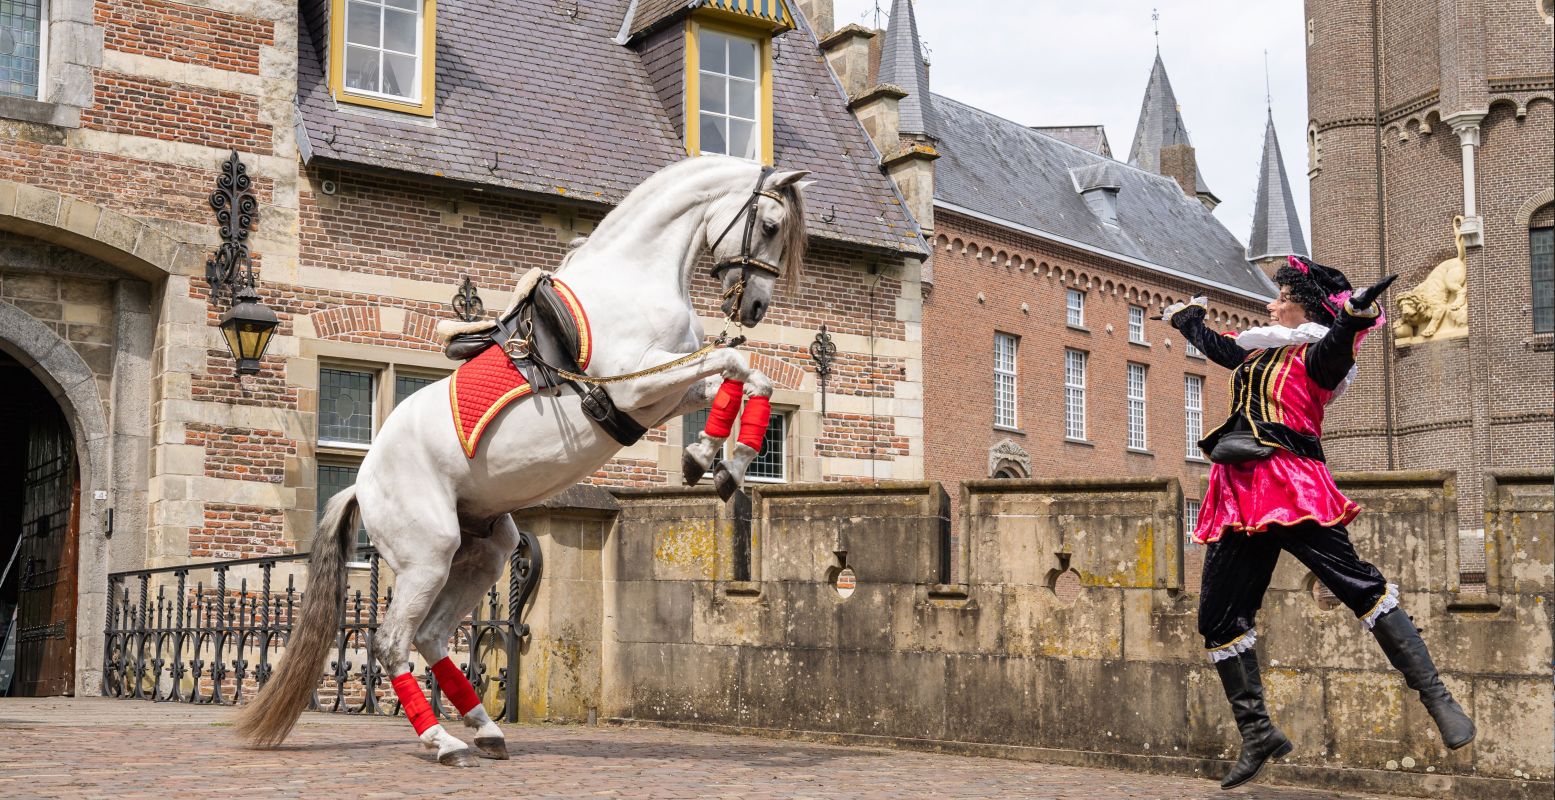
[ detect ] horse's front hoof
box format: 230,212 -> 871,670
713,467 -> 739,502
681,451 -> 707,487
439,747 -> 481,767
474,737 -> 510,760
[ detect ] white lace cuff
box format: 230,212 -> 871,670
1361,583 -> 1400,629
1207,629 -> 1257,663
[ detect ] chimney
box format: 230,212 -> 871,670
820,25 -> 875,98
1158,143 -> 1197,198
792,0 -> 834,38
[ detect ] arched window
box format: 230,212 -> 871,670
1531,203 -> 1553,333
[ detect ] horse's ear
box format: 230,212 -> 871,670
794,179 -> 816,194
768,169 -> 811,189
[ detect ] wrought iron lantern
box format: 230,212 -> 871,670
219,286 -> 279,375
205,150 -> 277,375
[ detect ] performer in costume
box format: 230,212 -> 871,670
1163,256 -> 1474,790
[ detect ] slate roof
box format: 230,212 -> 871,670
1247,110 -> 1308,261
1030,125 -> 1111,158
294,0 -> 925,257
877,0 -> 934,137
931,94 -> 1276,299
1127,54 -> 1214,202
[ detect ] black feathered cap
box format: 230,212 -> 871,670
1273,255 -> 1353,324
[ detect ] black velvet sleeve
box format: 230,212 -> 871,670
1305,302 -> 1382,390
1169,305 -> 1249,370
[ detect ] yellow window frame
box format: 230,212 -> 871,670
684,13 -> 775,164
329,0 -> 437,117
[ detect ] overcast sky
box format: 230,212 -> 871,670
830,0 -> 1312,246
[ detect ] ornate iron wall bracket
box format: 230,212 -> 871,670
809,325 -> 837,416
205,150 -> 259,306
452,274 -> 485,321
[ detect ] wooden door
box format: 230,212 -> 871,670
12,404 -> 77,696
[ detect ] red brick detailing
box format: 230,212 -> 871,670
97,0 -> 275,75
0,139 -> 275,226
404,311 -> 441,342
184,423 -> 296,483
747,352 -> 804,391
818,414 -> 907,459
191,349 -> 298,409
588,458 -> 669,486
312,305 -> 381,339
83,72 -> 273,154
190,503 -> 289,559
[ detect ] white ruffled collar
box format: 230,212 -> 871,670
1231,323 -> 1356,403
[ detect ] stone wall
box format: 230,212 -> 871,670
513,474 -> 1553,799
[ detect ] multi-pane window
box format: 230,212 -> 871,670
744,412 -> 788,482
994,332 -> 1018,428
1186,341 -> 1204,358
1128,305 -> 1147,344
344,0 -> 423,102
1185,375 -> 1204,459
682,408 -> 710,449
1533,227 -> 1553,334
0,0 -> 45,101
1185,498 -> 1201,534
1066,289 -> 1085,327
317,365 -> 446,550
698,28 -> 760,160
1064,349 -> 1086,440
1126,363 -> 1148,450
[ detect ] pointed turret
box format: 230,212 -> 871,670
1247,110 -> 1309,275
1128,54 -> 1217,208
878,0 -> 934,137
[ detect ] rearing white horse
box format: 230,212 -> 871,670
235,156 -> 811,765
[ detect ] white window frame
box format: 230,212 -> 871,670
696,27 -> 761,161
1186,341 -> 1204,359
1185,498 -> 1201,534
1185,374 -> 1204,460
1126,362 -> 1148,450
740,408 -> 789,484
1064,349 -> 1087,440
1128,305 -> 1148,344
1066,289 -> 1086,327
317,365 -> 378,450
0,0 -> 48,102
342,0 -> 424,105
994,332 -> 1018,429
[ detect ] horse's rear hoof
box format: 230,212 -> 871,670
439,747 -> 481,767
681,451 -> 706,486
474,737 -> 510,760
714,468 -> 738,502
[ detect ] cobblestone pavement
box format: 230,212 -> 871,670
1,698 -> 1417,800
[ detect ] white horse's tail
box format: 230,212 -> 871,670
234,485 -> 358,748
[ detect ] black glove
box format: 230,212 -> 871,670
1349,274 -> 1398,311
1157,296 -> 1209,331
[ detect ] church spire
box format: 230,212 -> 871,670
1247,109 -> 1309,268
878,0 -> 933,137
1127,53 -> 1217,207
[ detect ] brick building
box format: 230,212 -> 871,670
1303,1 -> 1554,530
812,0 -> 1280,560
0,0 -> 927,696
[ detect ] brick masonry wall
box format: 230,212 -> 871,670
82,72 -> 274,155
924,209 -> 1273,577
184,423 -> 296,483
98,0 -> 276,75
1307,0 -> 1554,522
189,502 -> 289,559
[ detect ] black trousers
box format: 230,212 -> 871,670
1199,520 -> 1390,651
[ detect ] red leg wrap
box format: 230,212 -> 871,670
736,395 -> 771,451
392,671 -> 438,735
431,657 -> 482,716
705,380 -> 744,438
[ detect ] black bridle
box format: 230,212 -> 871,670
708,165 -> 785,322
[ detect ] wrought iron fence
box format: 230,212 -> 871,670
102,531 -> 542,723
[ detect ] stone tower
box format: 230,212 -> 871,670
1304,0 -> 1554,525
1247,109 -> 1309,278
1128,53 -> 1220,210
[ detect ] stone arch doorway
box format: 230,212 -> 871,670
0,355 -> 78,696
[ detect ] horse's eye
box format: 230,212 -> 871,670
762,220 -> 779,237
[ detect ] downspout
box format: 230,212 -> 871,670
1371,0 -> 1396,470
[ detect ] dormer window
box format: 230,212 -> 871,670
331,0 -> 436,116
697,28 -> 760,159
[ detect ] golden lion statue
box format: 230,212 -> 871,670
1393,216 -> 1469,343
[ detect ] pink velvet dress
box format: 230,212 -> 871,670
1192,340 -> 1362,544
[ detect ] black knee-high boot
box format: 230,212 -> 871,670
1214,647 -> 1293,789
1371,609 -> 1475,749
